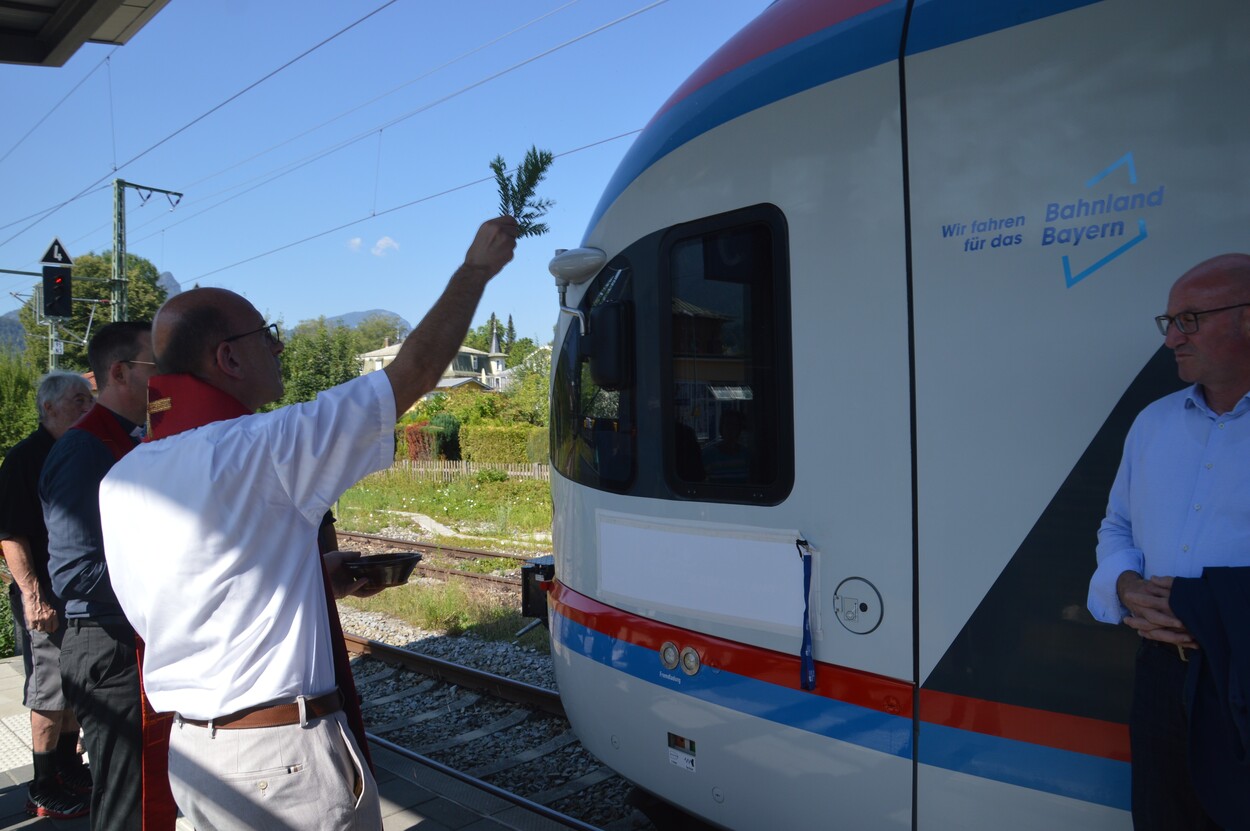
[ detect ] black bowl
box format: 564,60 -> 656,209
343,552 -> 421,587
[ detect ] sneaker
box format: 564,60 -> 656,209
25,784 -> 89,820
58,763 -> 93,797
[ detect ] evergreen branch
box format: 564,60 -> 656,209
491,146 -> 555,238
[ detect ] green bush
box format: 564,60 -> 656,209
403,421 -> 445,461
459,424 -> 530,463
474,467 -> 508,484
430,413 -> 461,460
525,427 -> 549,464
394,423 -> 407,461
0,587 -> 13,658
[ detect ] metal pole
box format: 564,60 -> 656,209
48,319 -> 58,370
112,179 -> 126,322
111,179 -> 182,322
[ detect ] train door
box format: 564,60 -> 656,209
903,0 -> 1250,827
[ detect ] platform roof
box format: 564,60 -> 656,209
0,0 -> 171,67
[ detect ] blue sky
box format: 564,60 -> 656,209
0,0 -> 766,342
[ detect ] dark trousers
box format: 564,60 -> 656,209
60,619 -> 142,831
1130,639 -> 1220,830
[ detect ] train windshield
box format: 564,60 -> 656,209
664,208 -> 792,502
550,260 -> 635,490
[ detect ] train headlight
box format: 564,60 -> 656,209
679,646 -> 701,676
660,642 -> 680,670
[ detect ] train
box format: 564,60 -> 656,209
537,0 -> 1250,828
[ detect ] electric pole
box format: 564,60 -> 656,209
112,180 -> 182,321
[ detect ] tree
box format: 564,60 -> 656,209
506,337 -> 540,369
439,385 -> 504,425
501,345 -> 550,426
505,315 -> 516,354
18,251 -> 167,372
280,318 -> 359,405
0,352 -> 38,455
463,314 -> 501,353
353,313 -> 409,354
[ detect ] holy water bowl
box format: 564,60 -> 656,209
343,552 -> 422,588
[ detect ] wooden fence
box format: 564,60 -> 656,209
388,459 -> 551,482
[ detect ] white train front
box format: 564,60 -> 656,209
542,0 -> 1250,827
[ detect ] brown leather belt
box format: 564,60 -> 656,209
178,690 -> 343,730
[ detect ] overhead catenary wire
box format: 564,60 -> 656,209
131,0 -> 670,247
172,0 -> 586,196
189,130 -> 641,282
74,0 -> 671,257
0,0 -> 597,263
15,0 -> 591,256
0,49 -> 117,169
0,0 -> 679,301
0,0 -> 405,252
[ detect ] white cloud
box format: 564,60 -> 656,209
371,236 -> 399,257
347,237 -> 362,252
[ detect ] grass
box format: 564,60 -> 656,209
337,466 -> 554,650
340,580 -> 550,652
337,468 -> 551,542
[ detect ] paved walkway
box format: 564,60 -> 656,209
0,656 -> 573,831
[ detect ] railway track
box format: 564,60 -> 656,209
345,634 -> 652,830
338,530 -> 524,587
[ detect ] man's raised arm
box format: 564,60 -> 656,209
384,216 -> 519,414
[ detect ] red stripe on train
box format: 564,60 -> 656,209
654,0 -> 897,120
549,581 -> 1130,761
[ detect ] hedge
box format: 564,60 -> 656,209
459,424 -> 531,463
525,427 -> 549,464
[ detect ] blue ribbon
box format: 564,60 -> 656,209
796,538 -> 816,690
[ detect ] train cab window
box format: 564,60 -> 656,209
663,206 -> 793,503
551,260 -> 635,491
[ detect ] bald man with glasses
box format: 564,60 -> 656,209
1089,253 -> 1250,829
100,216 -> 518,831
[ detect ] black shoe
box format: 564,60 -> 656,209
58,763 -> 93,797
25,783 -> 89,820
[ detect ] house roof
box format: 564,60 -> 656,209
433,377 -> 490,391
358,341 -> 504,359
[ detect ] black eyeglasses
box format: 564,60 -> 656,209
222,322 -> 281,346
1155,303 -> 1250,336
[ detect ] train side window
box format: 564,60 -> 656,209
663,206 -> 793,503
550,261 -> 635,491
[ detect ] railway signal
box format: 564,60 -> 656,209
42,266 -> 72,317
40,237 -> 74,318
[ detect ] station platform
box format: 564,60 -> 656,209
0,656 -> 577,831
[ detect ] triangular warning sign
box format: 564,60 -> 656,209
40,238 -> 72,266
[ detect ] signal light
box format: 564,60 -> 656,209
42,266 -> 72,318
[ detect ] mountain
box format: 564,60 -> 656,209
158,271 -> 182,297
324,309 -> 410,330
0,310 -> 22,353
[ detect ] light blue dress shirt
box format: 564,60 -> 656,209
1088,385 -> 1250,623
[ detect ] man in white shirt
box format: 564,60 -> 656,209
100,216 -> 517,830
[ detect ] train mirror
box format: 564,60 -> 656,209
588,301 -> 633,391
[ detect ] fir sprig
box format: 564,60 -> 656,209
491,146 -> 554,238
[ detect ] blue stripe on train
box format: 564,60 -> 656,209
552,609 -> 1129,809
584,0 -> 1104,236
